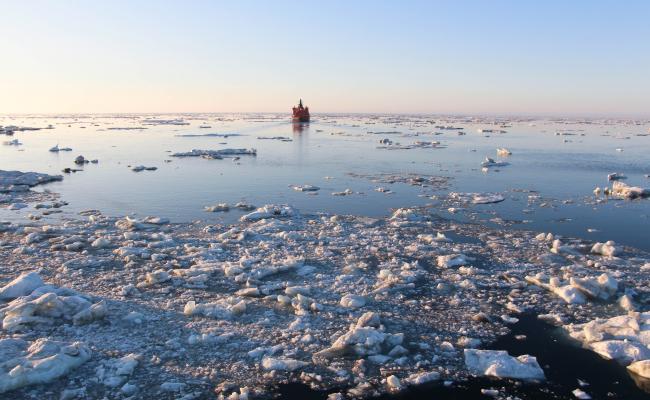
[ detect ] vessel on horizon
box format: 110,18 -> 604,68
292,99 -> 310,122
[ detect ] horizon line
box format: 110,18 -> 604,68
2,111 -> 650,121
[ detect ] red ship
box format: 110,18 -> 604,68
292,99 -> 310,122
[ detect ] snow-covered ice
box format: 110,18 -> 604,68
464,349 -> 545,380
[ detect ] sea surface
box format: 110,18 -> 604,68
2,114 -> 649,250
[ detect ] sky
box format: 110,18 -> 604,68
1,1 -> 649,116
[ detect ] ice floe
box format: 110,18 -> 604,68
0,338 -> 91,393
611,181 -> 650,199
291,184 -> 320,192
49,144 -> 72,152
0,170 -> 63,191
464,349 -> 545,380
171,148 -> 257,159
0,272 -> 106,331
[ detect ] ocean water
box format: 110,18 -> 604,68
2,114 -> 649,251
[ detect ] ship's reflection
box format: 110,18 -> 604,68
292,121 -> 309,135
291,122 -> 309,163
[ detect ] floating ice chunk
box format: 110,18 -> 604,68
115,216 -> 167,231
449,192 -> 505,204
331,327 -> 387,355
23,232 -> 43,244
481,157 -> 508,168
143,216 -> 169,224
628,360 -> 650,379
0,170 -> 63,191
62,256 -> 110,270
551,285 -> 587,304
171,148 -> 256,158
437,254 -> 470,268
0,338 -> 91,393
236,287 -> 260,297
501,315 -> 519,324
550,239 -> 580,256
49,145 -> 72,152
440,341 -> 455,352
572,388 -> 592,399
339,294 -> 366,309
261,357 -> 308,371
590,241 -> 617,257
205,203 -> 230,212
472,193 -> 505,204
1,282 -> 104,331
91,237 -> 111,249
257,136 -> 291,141
610,181 -> 649,199
569,273 -> 618,300
0,272 -> 44,300
607,172 -> 626,181
72,301 -> 108,325
589,340 -> 650,365
406,371 -> 440,385
230,299 -> 247,315
376,140 -> 444,150
535,232 -> 548,241
390,208 -> 424,222
183,300 -> 237,319
332,188 -> 353,196
618,294 -> 635,311
234,202 -> 255,211
285,286 -> 310,296
240,205 -> 298,221
417,232 -> 449,244
314,312 -> 400,359
188,332 -> 227,346
525,273 -> 586,304
464,349 -> 545,380
96,353 -> 140,387
144,270 -> 170,285
457,337 -> 482,348
565,312 -> 650,371
131,165 -> 157,172
123,311 -> 144,325
566,314 -> 646,344
291,185 -> 320,192
120,284 -> 139,297
290,293 -> 318,315
385,375 -> 402,391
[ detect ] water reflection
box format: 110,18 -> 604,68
291,121 -> 309,163
1,114 -> 649,251
292,121 -> 309,135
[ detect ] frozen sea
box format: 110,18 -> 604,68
2,113 -> 649,250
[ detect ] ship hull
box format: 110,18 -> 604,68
292,99 -> 310,122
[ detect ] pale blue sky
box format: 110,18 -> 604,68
2,1 -> 649,116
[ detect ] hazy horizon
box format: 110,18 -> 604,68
2,111 -> 650,120
3,1 -> 649,117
